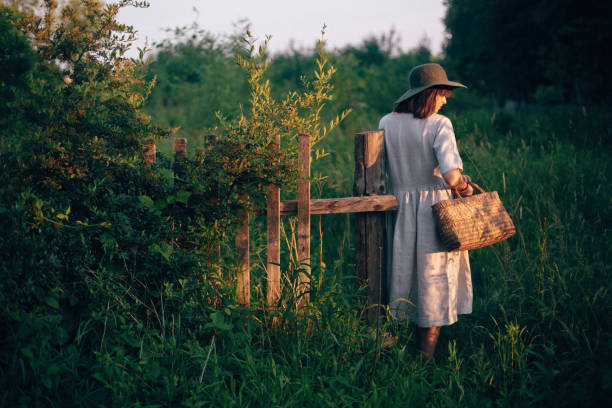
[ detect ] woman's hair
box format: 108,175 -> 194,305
394,86 -> 454,118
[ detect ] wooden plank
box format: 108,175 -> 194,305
236,194 -> 250,307
267,134 -> 281,307
354,133 -> 367,283
366,212 -> 386,322
363,130 -> 386,195
205,137 -> 221,278
216,242 -> 221,276
354,210 -> 367,282
173,138 -> 187,184
353,130 -> 388,324
173,137 -> 187,158
279,195 -> 397,215
143,141 -> 156,164
353,132 -> 365,196
297,133 -> 310,307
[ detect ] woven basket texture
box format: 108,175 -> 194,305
432,191 -> 516,251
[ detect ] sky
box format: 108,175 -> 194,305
113,0 -> 448,57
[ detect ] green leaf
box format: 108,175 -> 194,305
138,195 -> 154,209
205,311 -> 233,331
155,198 -> 168,211
42,377 -> 52,389
21,347 -> 33,359
175,190 -> 192,204
100,232 -> 116,251
46,364 -> 61,376
45,296 -> 59,309
151,243 -> 174,261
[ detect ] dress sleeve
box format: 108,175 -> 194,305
378,116 -> 386,130
433,116 -> 463,174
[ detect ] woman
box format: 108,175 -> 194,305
379,63 -> 473,358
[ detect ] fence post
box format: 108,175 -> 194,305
143,140 -> 156,164
236,193 -> 250,307
173,138 -> 187,186
353,130 -> 388,323
205,135 -> 222,277
267,134 -> 281,307
297,133 -> 311,308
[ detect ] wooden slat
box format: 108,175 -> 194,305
236,194 -> 250,307
366,212 -> 386,321
364,130 -> 386,194
353,132 -> 365,196
353,130 -> 388,324
297,133 -> 310,307
143,141 -> 156,164
267,134 -> 281,307
354,208 -> 367,282
279,195 -> 397,215
173,138 -> 187,158
206,137 -> 221,278
354,133 -> 367,283
173,137 -> 187,184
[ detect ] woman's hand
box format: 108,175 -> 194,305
458,175 -> 473,196
442,169 -> 474,196
458,183 -> 473,196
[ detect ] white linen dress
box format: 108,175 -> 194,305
379,112 -> 473,327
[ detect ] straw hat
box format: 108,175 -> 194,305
395,63 -> 467,105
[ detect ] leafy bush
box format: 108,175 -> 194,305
0,1 -> 349,405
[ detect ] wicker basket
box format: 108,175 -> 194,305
432,183 -> 516,251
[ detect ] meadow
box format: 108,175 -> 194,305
1,3 -> 610,406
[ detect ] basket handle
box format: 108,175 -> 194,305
452,182 -> 485,198
470,182 -> 485,194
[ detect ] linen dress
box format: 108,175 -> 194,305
379,112 -> 473,327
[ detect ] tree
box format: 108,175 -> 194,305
443,0 -> 612,105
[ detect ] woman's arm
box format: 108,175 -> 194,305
443,169 -> 473,196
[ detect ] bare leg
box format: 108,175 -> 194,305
417,326 -> 441,359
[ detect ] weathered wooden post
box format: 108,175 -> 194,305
204,135 -> 222,277
143,140 -> 156,164
173,138 -> 187,185
236,193 -> 250,307
297,133 -> 311,307
354,130 -> 388,323
267,134 -> 281,307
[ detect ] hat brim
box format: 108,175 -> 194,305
394,81 -> 467,105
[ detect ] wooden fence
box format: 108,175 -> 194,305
143,131 -> 397,320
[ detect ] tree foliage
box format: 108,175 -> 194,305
143,23 -> 250,134
443,0 -> 612,105
145,29 -> 437,145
